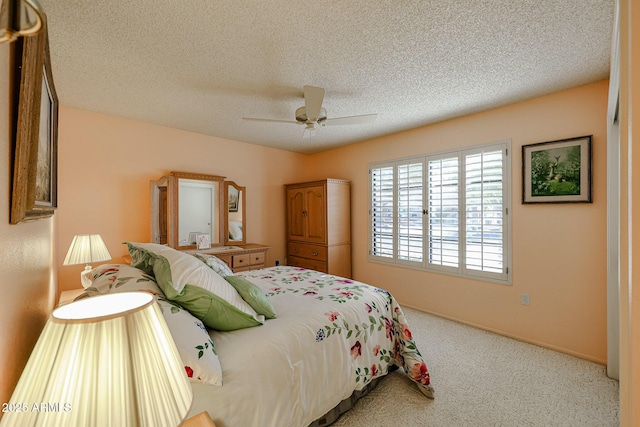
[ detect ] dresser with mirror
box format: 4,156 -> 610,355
150,172 -> 268,272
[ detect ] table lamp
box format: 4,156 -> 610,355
63,234 -> 112,288
0,292 -> 193,427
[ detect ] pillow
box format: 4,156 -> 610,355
87,264 -> 158,294
194,253 -> 234,277
228,221 -> 243,241
224,276 -> 277,319
156,299 -> 223,385
86,264 -> 223,386
126,242 -> 265,331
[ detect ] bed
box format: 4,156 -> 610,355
83,243 -> 434,427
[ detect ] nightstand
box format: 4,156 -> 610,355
183,411 -> 216,427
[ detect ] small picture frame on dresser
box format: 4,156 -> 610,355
196,233 -> 211,250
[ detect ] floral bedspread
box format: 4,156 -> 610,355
188,266 -> 434,427
248,266 -> 433,391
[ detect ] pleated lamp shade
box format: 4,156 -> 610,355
62,234 -> 112,288
0,292 -> 193,427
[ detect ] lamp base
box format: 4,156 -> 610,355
80,265 -> 93,289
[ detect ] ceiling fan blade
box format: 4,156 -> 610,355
243,117 -> 299,125
323,113 -> 378,126
303,85 -> 325,122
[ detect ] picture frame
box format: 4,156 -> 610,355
10,20 -> 58,224
227,185 -> 239,212
522,135 -> 592,204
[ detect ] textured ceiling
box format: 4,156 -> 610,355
38,1 -> 613,154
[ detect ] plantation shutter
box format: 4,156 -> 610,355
397,160 -> 424,263
370,165 -> 394,258
464,148 -> 506,279
426,155 -> 460,269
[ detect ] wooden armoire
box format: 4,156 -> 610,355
285,179 -> 351,278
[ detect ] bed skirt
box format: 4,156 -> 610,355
310,365 -> 398,426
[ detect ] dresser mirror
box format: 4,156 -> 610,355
151,172 -> 225,249
224,181 -> 246,245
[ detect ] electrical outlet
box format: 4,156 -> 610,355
521,293 -> 530,306
275,259 -> 280,266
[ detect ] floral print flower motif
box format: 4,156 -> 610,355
340,291 -> 354,298
304,291 -> 318,296
325,311 -> 340,322
373,287 -> 390,296
365,303 -> 372,313
336,279 -> 354,284
315,329 -> 326,342
370,364 -> 378,378
185,366 -> 194,378
410,362 -> 431,385
351,341 -> 362,359
272,287 -> 282,292
401,324 -> 412,340
373,344 -> 381,356
385,317 -> 395,341
93,267 -> 119,280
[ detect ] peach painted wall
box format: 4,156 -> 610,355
306,80 -> 609,363
0,45 -> 57,413
56,107 -> 309,292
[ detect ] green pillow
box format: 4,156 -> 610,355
125,242 -> 265,331
224,276 -> 277,319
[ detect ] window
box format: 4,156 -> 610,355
369,141 -> 511,284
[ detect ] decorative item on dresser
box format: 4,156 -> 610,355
285,179 -> 351,278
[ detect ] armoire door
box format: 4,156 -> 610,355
287,188 -> 306,241
304,185 -> 326,244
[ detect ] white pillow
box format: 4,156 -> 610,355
156,299 -> 223,385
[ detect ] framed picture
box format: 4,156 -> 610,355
228,185 -> 239,212
10,20 -> 58,224
522,135 -> 592,204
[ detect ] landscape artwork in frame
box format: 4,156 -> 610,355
522,135 -> 592,204
228,185 -> 239,212
10,21 -> 58,224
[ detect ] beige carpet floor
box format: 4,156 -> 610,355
332,307 -> 619,427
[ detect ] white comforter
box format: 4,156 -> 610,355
187,266 -> 434,427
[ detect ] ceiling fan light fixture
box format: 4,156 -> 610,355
296,106 -> 327,124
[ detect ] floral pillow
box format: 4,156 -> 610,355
194,253 -> 234,277
86,264 -> 223,385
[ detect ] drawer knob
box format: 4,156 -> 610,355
312,251 -> 319,256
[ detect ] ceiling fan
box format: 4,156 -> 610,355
243,85 -> 377,139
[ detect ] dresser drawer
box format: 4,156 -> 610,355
250,251 -> 265,265
287,242 -> 327,261
232,254 -> 251,268
288,256 -> 328,273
